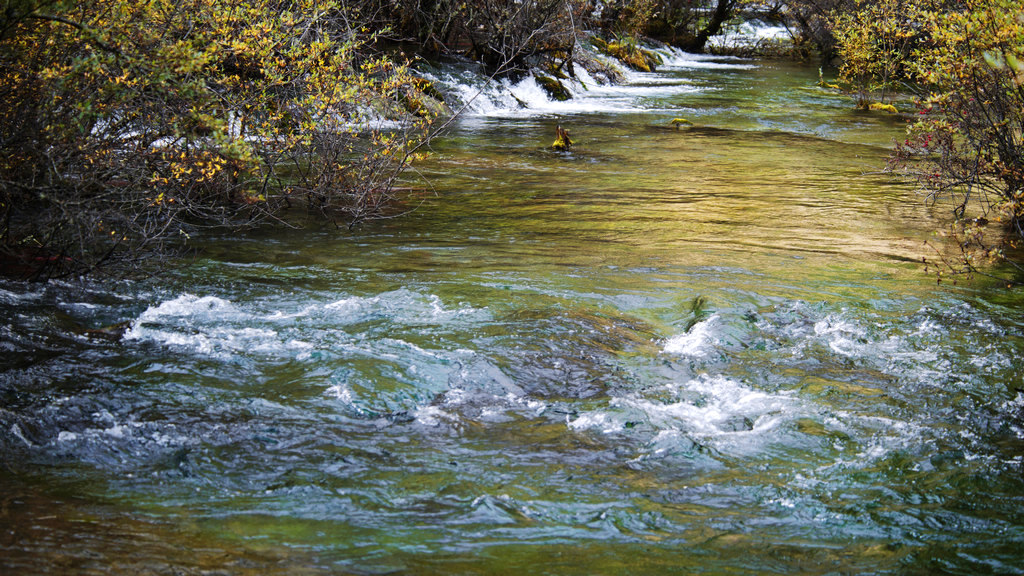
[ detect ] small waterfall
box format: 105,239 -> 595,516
420,45 -> 738,118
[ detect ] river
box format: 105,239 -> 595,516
2,50 -> 1023,574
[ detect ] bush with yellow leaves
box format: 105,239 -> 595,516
0,0 -> 438,280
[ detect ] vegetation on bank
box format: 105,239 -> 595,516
0,0 -> 768,280
1,0 -> 1022,282
832,0 -> 1024,282
1,0 -> 442,280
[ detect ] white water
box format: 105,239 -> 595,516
424,46 -> 745,118
111,283 -> 1024,479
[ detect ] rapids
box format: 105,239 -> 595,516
2,48 -> 1023,574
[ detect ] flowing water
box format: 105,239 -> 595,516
3,50 -> 1024,574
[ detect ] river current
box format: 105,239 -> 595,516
2,50 -> 1024,574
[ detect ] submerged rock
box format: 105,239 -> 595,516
54,310 -> 130,342
0,408 -> 48,448
82,321 -> 132,342
493,307 -> 660,401
721,415 -> 755,432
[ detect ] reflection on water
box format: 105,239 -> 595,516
2,50 -> 1024,574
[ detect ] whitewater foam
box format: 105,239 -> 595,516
664,316 -> 719,357
425,52 -> 706,118
569,374 -> 800,444
124,289 -> 484,359
813,314 -> 868,357
656,47 -> 756,70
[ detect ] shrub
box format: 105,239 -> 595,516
886,0 -> 1024,280
0,0 -> 435,280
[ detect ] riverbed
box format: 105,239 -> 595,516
2,51 -> 1023,574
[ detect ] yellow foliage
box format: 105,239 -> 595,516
0,0 -> 439,276
836,0 -> 1024,275
867,102 -> 899,114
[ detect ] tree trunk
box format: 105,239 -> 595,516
682,0 -> 737,53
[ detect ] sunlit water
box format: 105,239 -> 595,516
3,49 -> 1023,574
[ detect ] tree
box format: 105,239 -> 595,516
382,0 -> 589,77
831,0 -> 923,108
0,0 -> 437,280
762,0 -> 855,62
598,0 -> 742,53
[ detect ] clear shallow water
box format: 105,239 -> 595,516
2,51 -> 1024,574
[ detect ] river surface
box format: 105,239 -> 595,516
3,51 -> 1024,574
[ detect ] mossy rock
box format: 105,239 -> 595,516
411,77 -> 446,102
594,37 -> 661,73
535,73 -> 572,102
576,45 -> 624,84
399,81 -> 452,119
867,102 -> 899,114
545,62 -> 570,80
